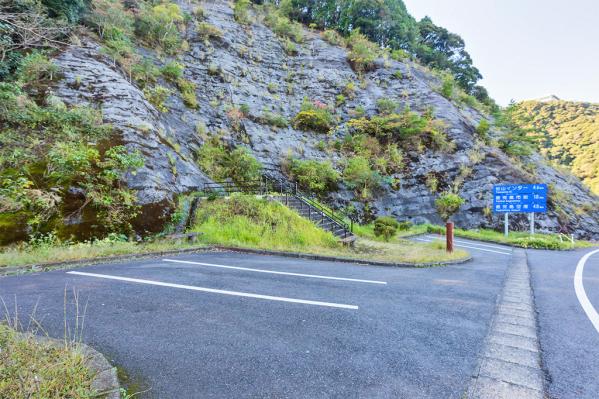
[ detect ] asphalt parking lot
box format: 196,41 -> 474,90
0,245 -> 511,398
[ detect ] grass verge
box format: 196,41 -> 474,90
0,236 -> 207,268
0,323 -> 96,398
422,224 -> 593,250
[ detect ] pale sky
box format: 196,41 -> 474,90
403,0 -> 599,105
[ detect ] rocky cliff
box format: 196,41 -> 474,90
48,0 -> 599,239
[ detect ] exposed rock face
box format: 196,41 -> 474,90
51,0 -> 599,238
53,43 -> 212,205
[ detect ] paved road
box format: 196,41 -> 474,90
0,247 -> 510,398
528,247 -> 599,399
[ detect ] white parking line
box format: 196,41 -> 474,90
66,271 -> 359,310
163,259 -> 387,285
424,235 -> 511,251
574,249 -> 599,334
414,237 -> 511,255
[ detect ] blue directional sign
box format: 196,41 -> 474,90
492,184 -> 547,213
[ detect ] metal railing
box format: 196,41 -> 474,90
203,174 -> 353,236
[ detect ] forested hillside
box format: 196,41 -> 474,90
512,98 -> 599,195
1,0 -> 598,244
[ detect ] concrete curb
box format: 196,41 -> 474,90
0,246 -> 212,276
20,334 -> 120,399
212,245 -> 473,268
466,249 -> 545,398
1,243 -> 471,276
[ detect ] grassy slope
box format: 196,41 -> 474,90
0,324 -> 96,398
189,195 -> 468,264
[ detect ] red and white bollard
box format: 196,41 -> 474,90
446,221 -> 454,253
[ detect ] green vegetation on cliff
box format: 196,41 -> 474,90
278,0 -> 494,107
512,99 -> 599,194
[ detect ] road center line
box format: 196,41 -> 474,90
66,271 -> 359,310
413,237 -> 511,255
162,259 -> 387,285
574,249 -> 599,334
425,235 -> 511,251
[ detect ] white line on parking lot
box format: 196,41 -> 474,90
413,237 -> 511,255
574,249 -> 599,334
162,259 -> 387,285
67,271 -> 359,310
424,235 -> 510,251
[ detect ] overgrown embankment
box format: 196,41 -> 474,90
0,324 -> 97,399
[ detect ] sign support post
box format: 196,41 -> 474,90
446,222 -> 454,253
504,213 -> 509,237
530,212 -> 535,235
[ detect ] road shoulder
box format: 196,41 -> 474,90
467,249 -> 545,398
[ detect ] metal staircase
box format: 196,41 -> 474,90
202,174 -> 354,240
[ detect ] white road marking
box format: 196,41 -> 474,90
66,271 -> 359,310
414,237 -> 511,255
574,249 -> 599,334
425,235 -> 511,251
162,259 -> 387,285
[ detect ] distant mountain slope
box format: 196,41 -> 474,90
513,99 -> 599,194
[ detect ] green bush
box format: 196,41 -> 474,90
440,73 -> 455,99
398,220 -> 413,231
376,98 -> 398,115
435,192 -> 464,221
347,108 -> 427,142
16,52 -> 59,87
475,119 -> 490,140
135,2 -> 185,54
283,158 -> 339,194
196,21 -> 223,40
42,0 -> 88,22
131,58 -> 160,88
233,0 -> 252,24
161,61 -> 184,82
343,156 -> 383,198
263,5 -> 303,43
390,49 -> 408,61
321,29 -> 344,46
260,110 -> 289,128
346,29 -> 379,73
347,108 -> 454,153
283,38 -> 298,55
373,216 -> 399,241
176,78 -> 198,109
143,85 -> 171,112
87,0 -> 134,41
293,99 -> 334,133
196,138 -> 262,185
